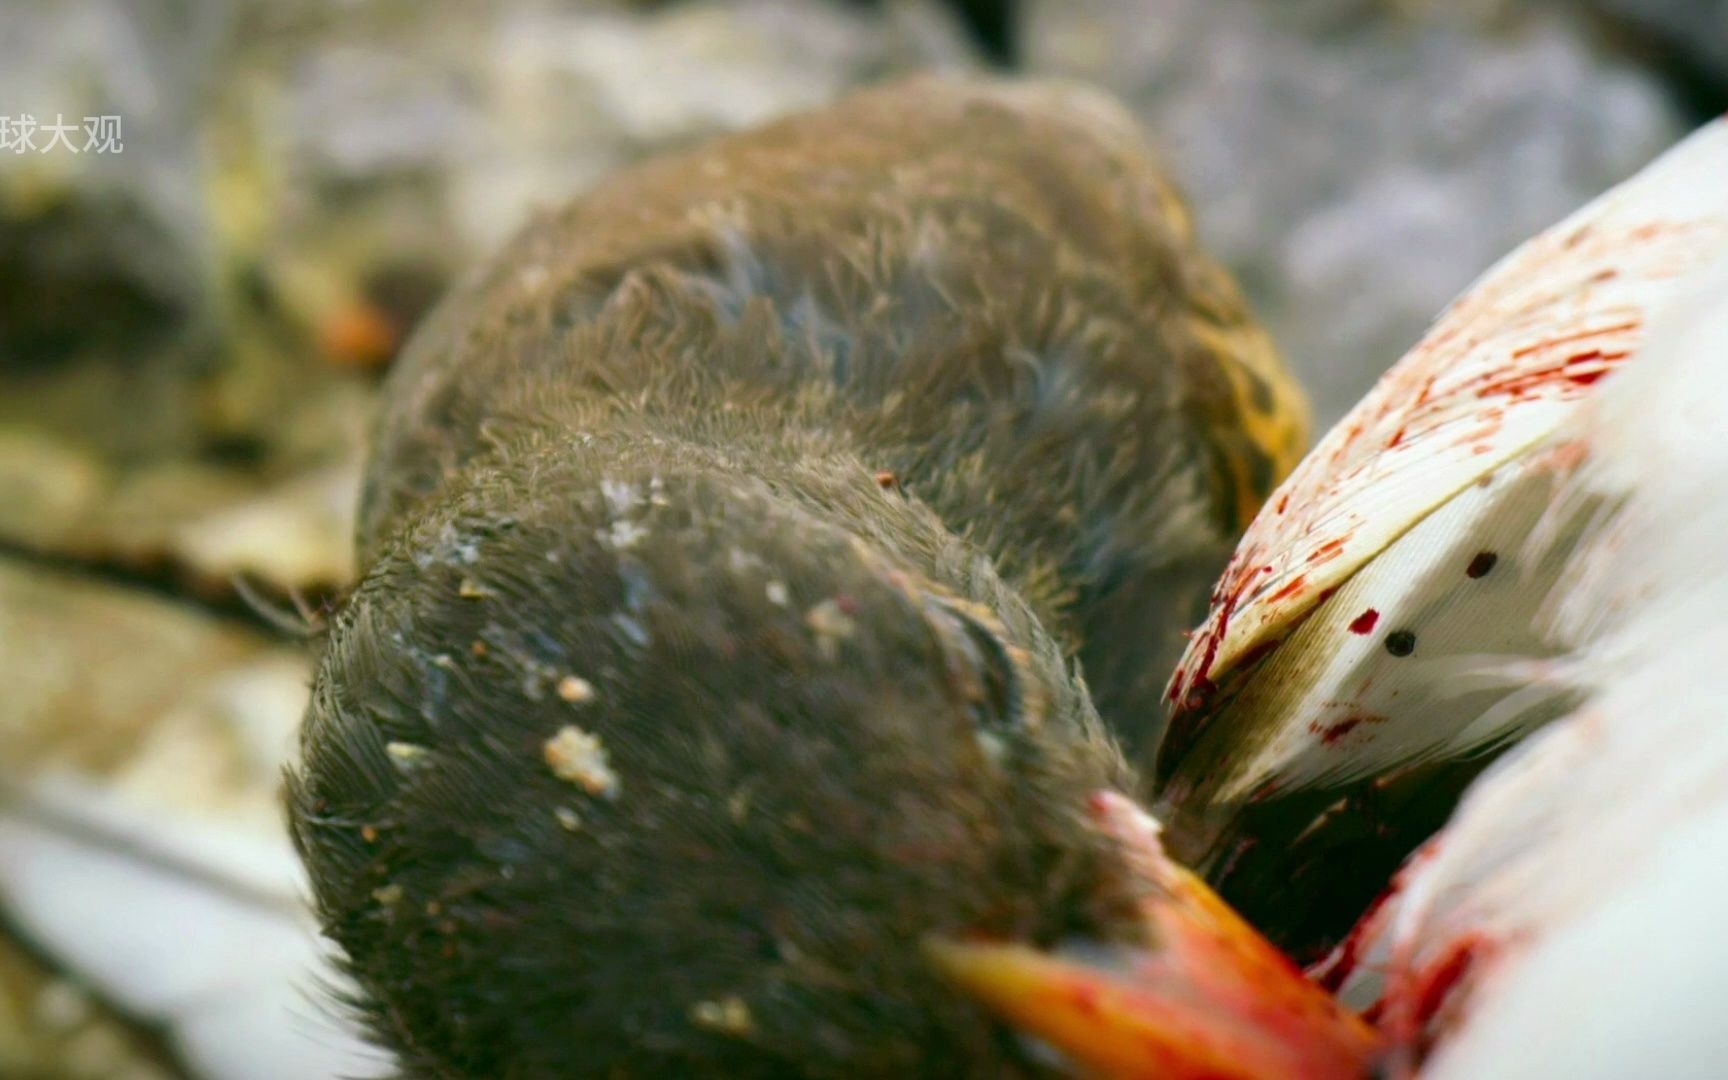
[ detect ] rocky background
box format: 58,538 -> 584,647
0,0 -> 1722,1075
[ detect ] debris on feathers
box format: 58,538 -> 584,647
601,519 -> 648,550
805,598 -> 856,660
386,741 -> 431,770
690,995 -> 754,1036
543,725 -> 621,800
556,675 -> 596,704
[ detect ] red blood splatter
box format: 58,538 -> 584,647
1171,564 -> 1265,714
1267,575 -> 1307,604
1308,881 -> 1402,992
1183,676 -> 1216,713
1401,933 -> 1496,1051
1070,984 -> 1103,1018
1309,537 -> 1347,564
1475,346 -> 1632,399
1317,717 -> 1363,743
1211,835 -> 1260,883
1307,712 -> 1387,745
1276,492 -> 1290,514
1348,609 -> 1379,635
1508,322 -> 1638,359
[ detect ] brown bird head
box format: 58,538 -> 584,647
295,437 -> 1121,1077
291,441 -> 1373,1078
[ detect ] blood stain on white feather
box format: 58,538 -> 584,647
543,725 -> 621,800
1167,122 -> 1728,713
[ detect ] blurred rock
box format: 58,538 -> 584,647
0,558 -> 300,808
1,0 -> 977,416
1027,0 -> 1682,424
0,559 -> 384,1080
0,0 -> 977,590
0,417 -> 362,601
0,944 -> 179,1080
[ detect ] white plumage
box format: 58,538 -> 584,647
1158,114 -> 1728,1077
1161,116 -> 1728,813
1340,258 -> 1728,1078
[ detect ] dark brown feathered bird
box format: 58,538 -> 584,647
290,77 -> 1343,1079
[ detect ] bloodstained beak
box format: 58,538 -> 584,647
928,793 -> 1380,1079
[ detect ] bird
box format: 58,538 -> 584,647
1153,112 -> 1728,962
288,75 -> 1333,1078
1333,255 -> 1728,1079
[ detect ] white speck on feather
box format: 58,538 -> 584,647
386,742 -> 430,770
727,547 -> 762,573
765,581 -> 789,607
690,995 -> 754,1036
601,478 -> 643,517
806,599 -> 856,660
603,519 -> 648,550
553,806 -> 582,832
556,675 -> 596,704
544,725 -> 621,800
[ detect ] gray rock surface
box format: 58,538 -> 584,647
1028,0 -> 1683,423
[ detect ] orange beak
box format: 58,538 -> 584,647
928,793 -> 1380,1079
